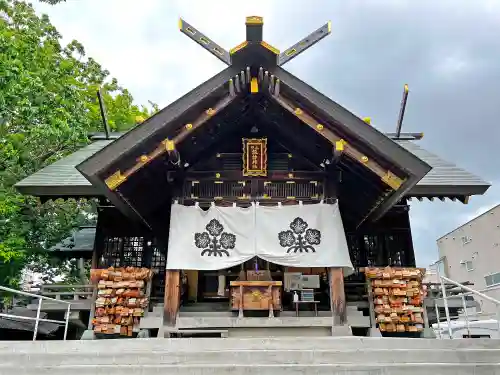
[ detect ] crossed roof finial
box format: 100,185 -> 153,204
178,16 -> 331,67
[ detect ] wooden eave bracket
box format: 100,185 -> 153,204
103,90 -> 237,191
271,94 -> 406,191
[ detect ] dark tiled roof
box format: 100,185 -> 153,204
49,227 -> 96,253
396,141 -> 490,196
15,141 -> 113,196
15,138 -> 490,197
0,307 -> 59,335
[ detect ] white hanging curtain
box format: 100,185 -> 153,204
166,201 -> 354,275
255,202 -> 354,276
166,203 -> 255,270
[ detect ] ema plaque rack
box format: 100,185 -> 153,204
364,267 -> 426,333
90,267 -> 153,337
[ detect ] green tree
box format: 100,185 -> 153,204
0,0 -> 156,289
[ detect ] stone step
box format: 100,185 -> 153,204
6,363 -> 500,375
4,337 -> 500,352
4,348 -> 500,366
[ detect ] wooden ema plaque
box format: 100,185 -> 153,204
242,138 -> 267,176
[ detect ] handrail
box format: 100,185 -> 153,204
0,285 -> 72,341
428,265 -> 500,339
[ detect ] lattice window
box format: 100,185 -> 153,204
100,236 -> 147,268
101,237 -> 123,267
122,237 -> 144,267
263,181 -> 323,199
184,180 -> 249,199
150,244 -> 166,301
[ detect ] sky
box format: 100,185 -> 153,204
32,0 -> 500,267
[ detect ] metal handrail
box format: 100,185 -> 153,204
428,267 -> 500,339
0,285 -> 72,341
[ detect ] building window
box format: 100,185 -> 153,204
484,272 -> 500,287
461,236 -> 472,245
465,261 -> 474,272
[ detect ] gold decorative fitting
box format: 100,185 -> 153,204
214,181 -> 223,184
162,139 -> 175,151
214,196 -> 223,200
335,140 -> 344,152
139,155 -> 149,163
105,171 -> 126,191
288,154 -> 293,158
294,108 -> 303,115
404,84 -> 409,93
230,41 -> 248,54
288,173 -> 294,178
316,124 -> 324,131
185,123 -> 193,130
250,77 -> 259,93
363,117 -> 371,125
216,153 -> 221,158
263,194 -> 270,199
215,173 -> 221,178
361,156 -> 369,163
260,41 -> 280,54
206,108 -> 215,116
286,196 -> 296,200
246,16 -> 263,25
286,181 -> 295,184
381,171 -> 404,190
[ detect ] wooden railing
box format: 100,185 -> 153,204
38,284 -> 94,301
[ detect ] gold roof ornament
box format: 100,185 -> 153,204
246,16 -> 263,25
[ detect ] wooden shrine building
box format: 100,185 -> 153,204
16,17 -> 490,337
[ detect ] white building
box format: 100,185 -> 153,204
436,204 -> 500,319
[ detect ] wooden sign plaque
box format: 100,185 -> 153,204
242,138 -> 267,177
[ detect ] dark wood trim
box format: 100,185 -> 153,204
408,184 -> 489,196
77,66 -> 238,178
272,93 -> 405,190
184,170 -> 327,181
271,66 -> 432,178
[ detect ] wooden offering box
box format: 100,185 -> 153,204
230,281 -> 282,316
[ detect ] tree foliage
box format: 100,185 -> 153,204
0,0 -> 156,288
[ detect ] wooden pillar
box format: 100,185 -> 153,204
163,270 -> 180,338
329,267 -> 347,325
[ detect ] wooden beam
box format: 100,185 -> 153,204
329,267 -> 347,325
184,170 -> 326,181
104,93 -> 236,191
272,94 -> 406,191
163,270 -> 180,338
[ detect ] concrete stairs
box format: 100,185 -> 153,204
2,337 -> 500,374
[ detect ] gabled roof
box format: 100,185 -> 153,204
73,18 -> 437,225
15,16 -> 490,226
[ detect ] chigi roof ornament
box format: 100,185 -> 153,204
178,16 -> 331,67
